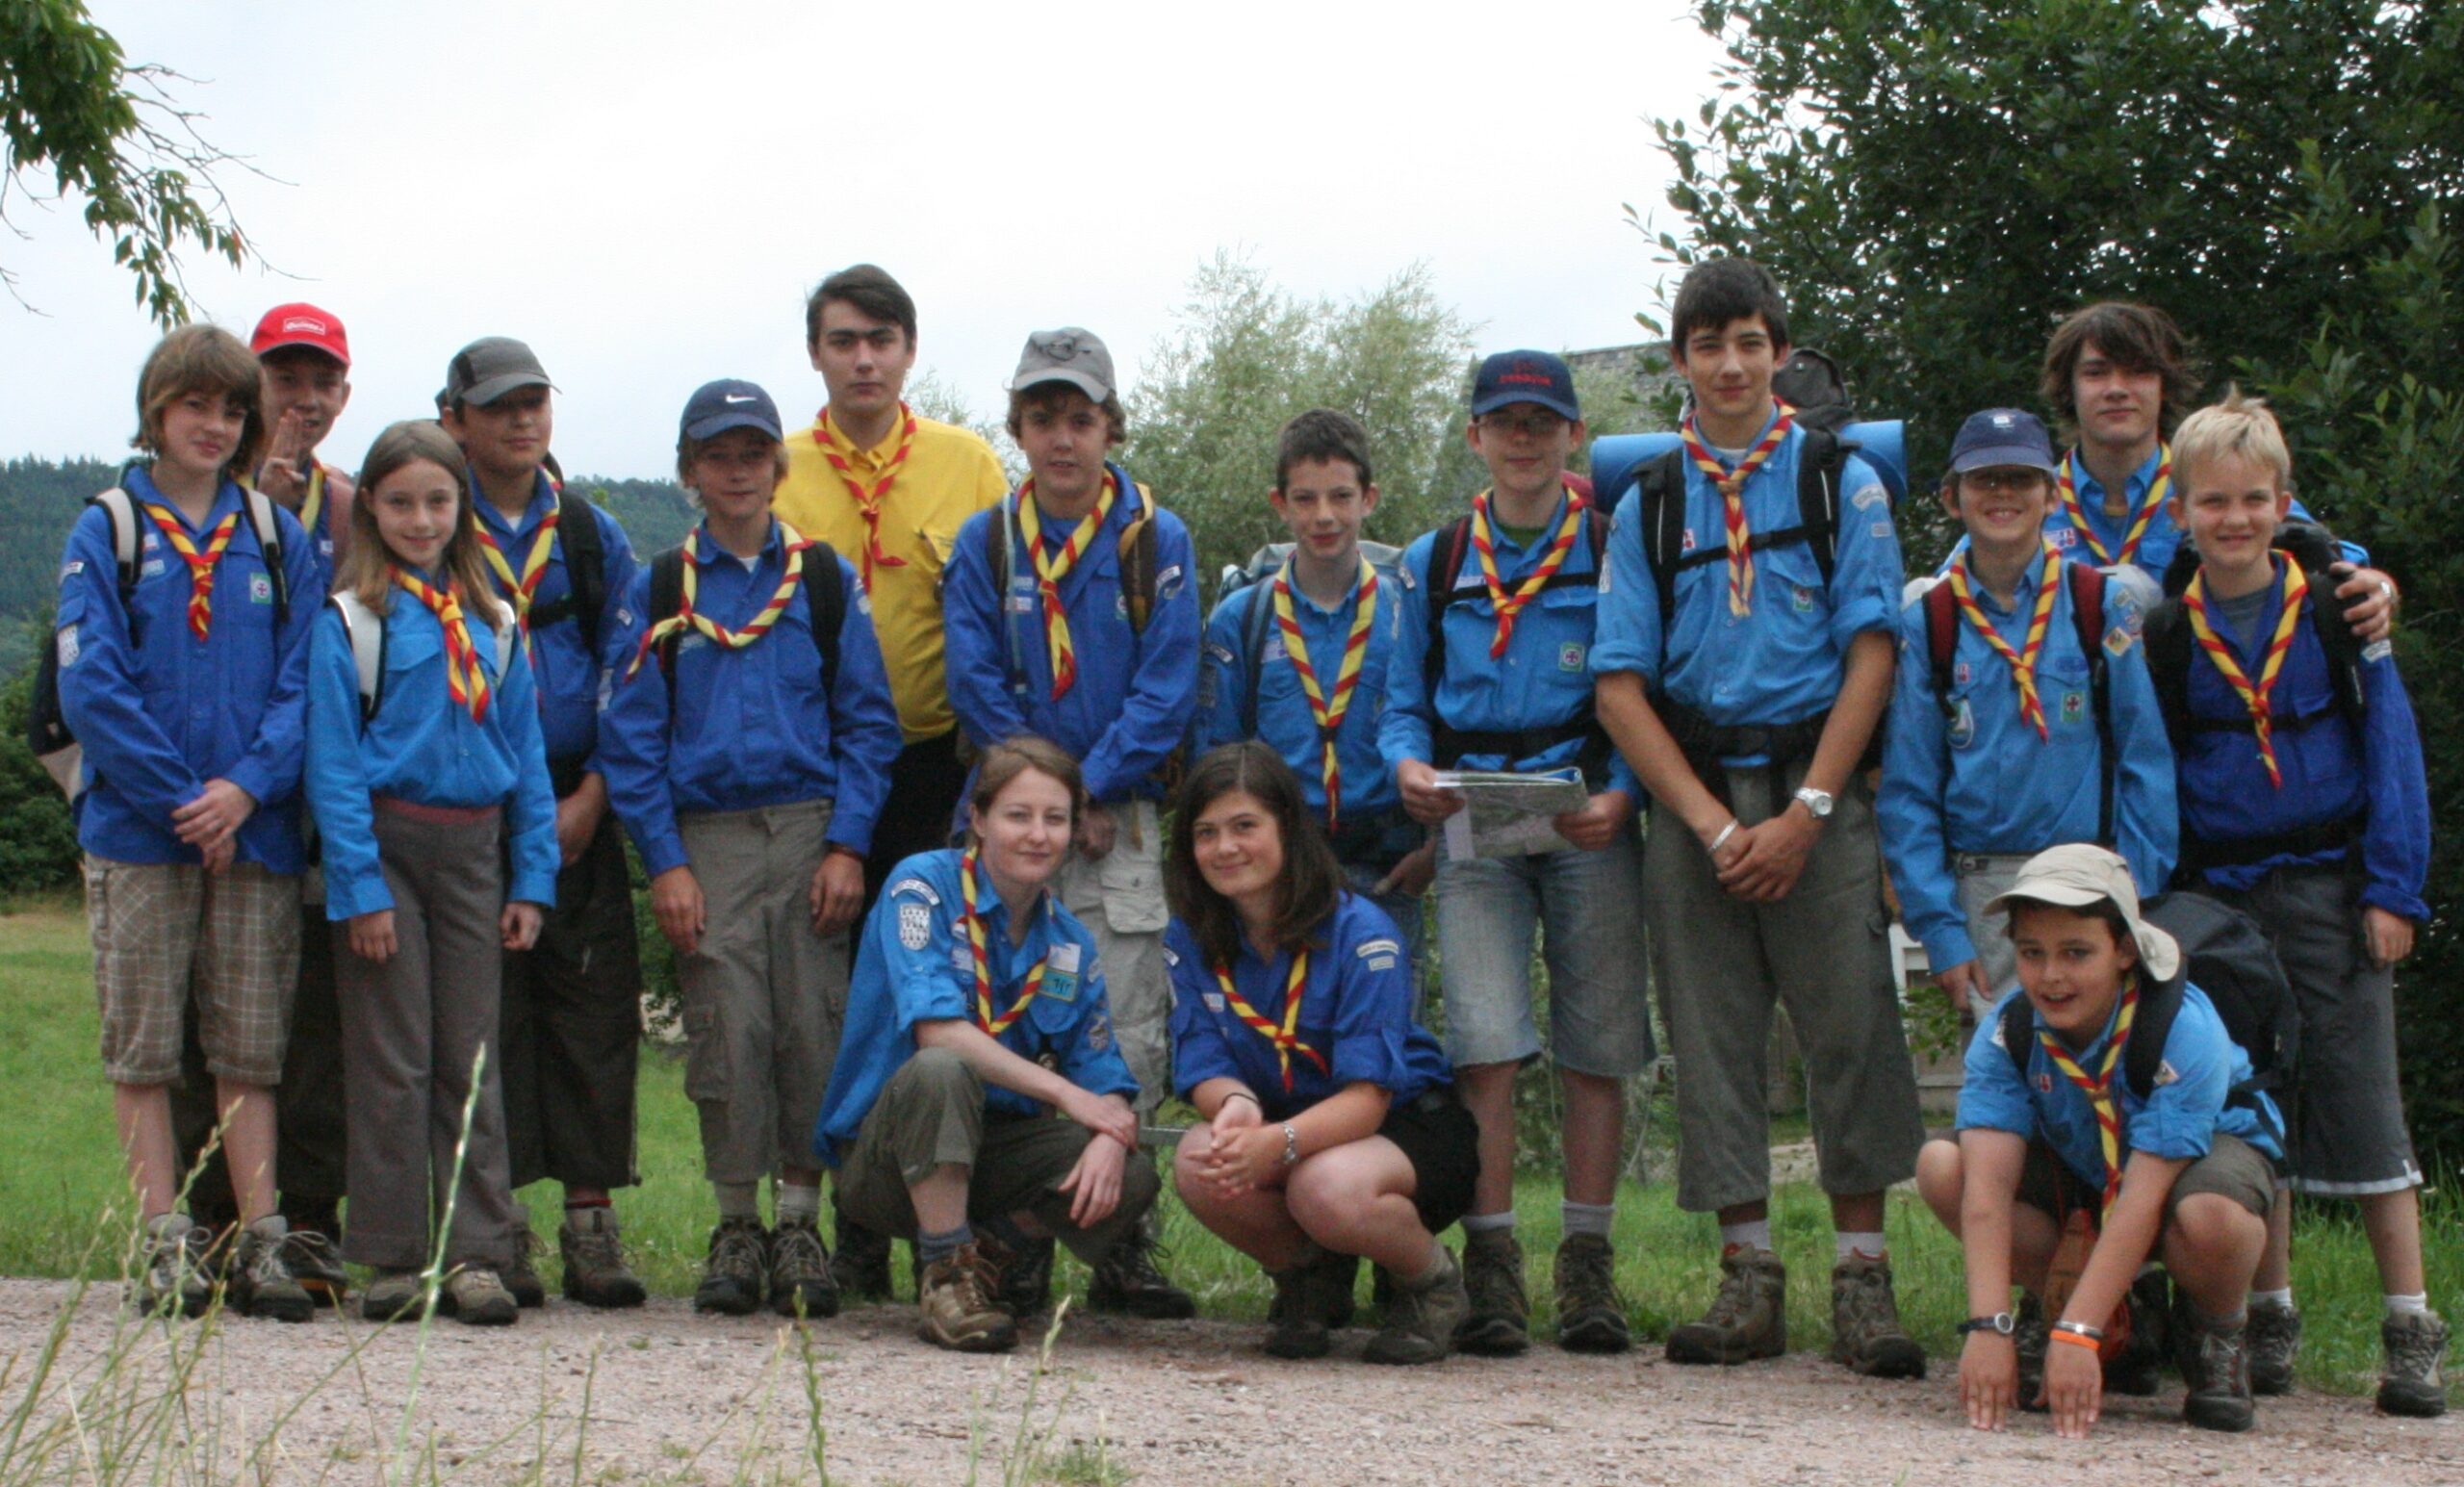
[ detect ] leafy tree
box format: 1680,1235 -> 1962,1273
2,0 -> 253,324
1645,0 -> 2464,1156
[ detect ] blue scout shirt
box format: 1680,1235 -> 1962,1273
2043,448 -> 2340,579
813,848 -> 1140,1167
1380,488 -> 1640,798
1878,550 -> 2179,975
2170,561 -> 2430,921
942,466 -> 1200,806
301,577 -> 560,920
1166,892 -> 1450,1123
56,466 -> 320,874
1957,983 -> 2282,1191
1590,414 -> 1904,755
470,470 -> 640,773
598,521 -> 902,882
1197,563 -> 1406,829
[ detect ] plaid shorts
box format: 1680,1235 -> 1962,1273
85,856 -> 298,1086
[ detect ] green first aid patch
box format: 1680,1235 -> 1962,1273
1557,642 -> 1585,672
2061,690 -> 2087,724
249,573 -> 274,604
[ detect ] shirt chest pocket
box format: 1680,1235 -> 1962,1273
383,624 -> 444,683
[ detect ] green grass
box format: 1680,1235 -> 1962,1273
3,902 -> 2451,1402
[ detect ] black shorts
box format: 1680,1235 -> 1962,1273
1379,1087 -> 1480,1235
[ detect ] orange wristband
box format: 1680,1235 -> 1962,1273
2048,1327 -> 2103,1352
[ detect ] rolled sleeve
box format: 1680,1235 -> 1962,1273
1877,605 -> 1969,969
1953,994 -> 2038,1139
1824,459 -> 1905,650
1588,497 -> 1665,683
1166,933 -> 1243,1097
1375,535 -> 1439,767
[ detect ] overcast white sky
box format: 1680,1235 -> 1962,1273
3,0 -> 1723,479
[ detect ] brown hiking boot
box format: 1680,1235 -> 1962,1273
1264,1245 -> 1355,1360
440,1266 -> 519,1326
1087,1217 -> 1195,1320
2181,1313 -> 2256,1432
1453,1228 -> 1528,1356
769,1218 -> 842,1319
1554,1233 -> 1630,1354
1667,1246 -> 1786,1365
830,1215 -> 897,1301
917,1242 -> 1018,1353
502,1225 -> 547,1308
1830,1252 -> 1926,1378
692,1217 -> 769,1317
559,1207 -> 647,1310
2246,1298 -> 2300,1396
1365,1246 -> 1469,1367
2378,1310 -> 2450,1419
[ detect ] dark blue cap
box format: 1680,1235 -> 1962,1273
1471,349 -> 1580,422
679,379 -> 783,443
1947,407 -> 2057,475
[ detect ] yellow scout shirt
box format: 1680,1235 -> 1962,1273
773,411 -> 1008,742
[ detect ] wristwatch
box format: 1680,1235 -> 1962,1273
1958,1313 -> 2016,1337
1792,785 -> 1835,819
1279,1123 -> 1300,1167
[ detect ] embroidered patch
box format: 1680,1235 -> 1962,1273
1792,585 -> 1815,613
249,573 -> 273,604
2103,627 -> 2137,658
1947,697 -> 1976,751
1206,642 -> 1235,666
1988,1018 -> 2007,1050
1366,956 -> 1398,973
951,946 -> 972,972
141,558 -> 167,579
1049,942 -> 1083,975
2035,1072 -> 2055,1094
856,589 -> 873,617
1008,594 -> 1035,614
2050,528 -> 2077,551
2364,639 -> 2394,664
1203,991 -> 1225,1013
1044,971 -> 1080,1003
56,625 -> 79,668
1954,661 -> 1972,685
1116,592 -> 1130,619
60,559 -> 85,580
616,606 -> 634,628
1086,1013 -> 1112,1052
1356,938 -> 1400,961
1557,642 -> 1586,672
1681,526 -> 1699,553
1156,564 -> 1185,601
2061,690 -> 2087,724
889,878 -> 940,907
1853,487 -> 1889,511
897,901 -> 932,951
1161,944 -> 1179,968
1870,522 -> 1894,539
2154,1059 -> 2181,1087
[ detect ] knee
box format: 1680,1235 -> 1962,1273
1915,1139 -> 1965,1223
1284,1164 -> 1365,1242
1118,1145 -> 1162,1215
897,1045 -> 979,1102
2168,1192 -> 2261,1258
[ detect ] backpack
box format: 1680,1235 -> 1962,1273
1629,425 -> 1863,634
328,588 -> 519,726
1923,560 -> 2117,843
2143,519 -> 2367,752
1998,889 -> 2297,1145
1421,502 -> 1616,772
640,537 -> 848,716
28,479 -> 291,797
521,486 -> 607,650
1218,539 -> 1405,738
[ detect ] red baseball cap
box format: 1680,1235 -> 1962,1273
250,302 -> 350,368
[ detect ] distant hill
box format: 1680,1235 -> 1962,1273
0,456 -> 698,680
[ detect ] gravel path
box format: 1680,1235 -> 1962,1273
0,1279 -> 2453,1484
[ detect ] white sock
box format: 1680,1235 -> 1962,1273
1461,1210 -> 1517,1235
1836,1231 -> 1886,1264
2386,1292 -> 2431,1318
2249,1287 -> 2294,1312
776,1182 -> 822,1224
1560,1200 -> 1614,1240
1719,1219 -> 1772,1254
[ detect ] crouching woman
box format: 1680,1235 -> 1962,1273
1166,742 -> 1477,1364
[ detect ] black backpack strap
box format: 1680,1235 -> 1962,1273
2121,971 -> 2190,1102
1116,477 -> 1158,634
1793,424 -> 1847,587
1422,516 -> 1475,705
1999,993 -> 2034,1082
238,485 -> 289,627
526,490 -> 605,647
1240,578 -> 1277,740
1637,449 -> 1688,631
2143,597 -> 2194,755
986,497 -> 1017,686
646,546 -> 688,717
2064,562 -> 2116,844
1924,579 -> 1961,721
802,538 -> 847,700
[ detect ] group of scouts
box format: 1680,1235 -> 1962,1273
52,254 -> 2443,1440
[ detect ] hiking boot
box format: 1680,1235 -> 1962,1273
769,1217 -> 842,1319
2377,1310 -> 2450,1419
2015,1295 -> 2050,1412
1264,1245 -> 1354,1360
830,1215 -> 897,1301
1553,1233 -> 1630,1354
502,1225 -> 547,1309
2181,1314 -> 2256,1432
440,1266 -> 519,1327
2246,1298 -> 2301,1396
228,1218 -> 315,1323
1087,1218 -> 1196,1320
917,1242 -> 1018,1353
1830,1253 -> 1926,1378
989,1233 -> 1057,1320
2104,1268 -> 2168,1395
360,1268 -> 427,1322
693,1217 -> 770,1317
1666,1246 -> 1786,1365
559,1207 -> 647,1310
1364,1246 -> 1469,1367
1453,1228 -> 1529,1357
131,1217 -> 216,1320
280,1227 -> 350,1308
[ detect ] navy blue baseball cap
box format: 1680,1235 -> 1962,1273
1946,408 -> 2058,476
1471,350 -> 1580,423
680,378 -> 783,443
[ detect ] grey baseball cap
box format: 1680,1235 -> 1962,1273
444,336 -> 556,408
1008,327 -> 1116,401
1984,843 -> 2180,981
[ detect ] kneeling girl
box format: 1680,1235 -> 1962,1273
1166,741 -> 1477,1365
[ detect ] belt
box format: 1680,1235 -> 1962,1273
2183,814 -> 2361,875
373,795 -> 499,826
1956,853 -> 2035,874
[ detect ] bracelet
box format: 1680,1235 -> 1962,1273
1709,820 -> 1739,855
1219,1090 -> 1261,1111
2049,1319 -> 2106,1342
1279,1123 -> 1300,1167
2048,1327 -> 2104,1352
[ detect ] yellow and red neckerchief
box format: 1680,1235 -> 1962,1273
1270,555 -> 1377,831
1014,474 -> 1118,700
1946,541 -> 2063,740
625,523 -> 813,680
1468,486 -> 1585,658
2057,446 -> 2171,567
473,501 -> 559,631
960,848 -> 1047,1036
2182,553 -> 2309,787
2038,975 -> 2141,1214
1681,400 -> 1796,617
394,567 -> 492,721
812,403 -> 917,592
139,501 -> 241,641
1212,950 -> 1327,1093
